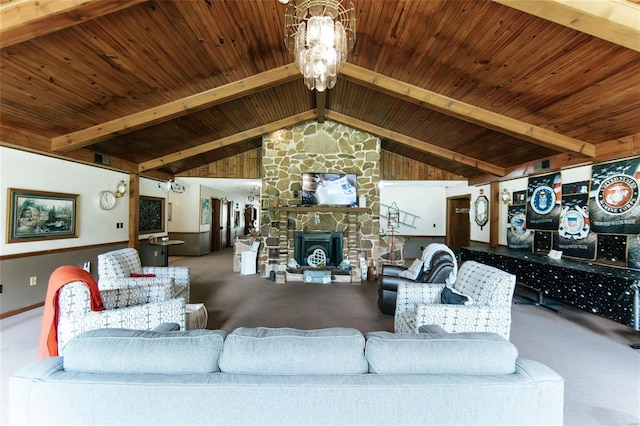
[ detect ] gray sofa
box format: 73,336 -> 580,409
11,326 -> 563,425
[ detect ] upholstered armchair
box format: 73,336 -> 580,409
56,281 -> 185,354
98,248 -> 190,303
394,260 -> 516,339
377,244 -> 457,315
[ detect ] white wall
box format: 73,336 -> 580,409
380,181 -> 467,236
0,147 -> 183,256
0,147 -> 130,256
169,177 -> 259,238
166,178 -> 199,233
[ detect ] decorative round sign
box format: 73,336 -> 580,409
307,248 -> 327,268
558,206 -> 590,240
530,185 -> 555,215
596,175 -> 639,215
474,195 -> 488,227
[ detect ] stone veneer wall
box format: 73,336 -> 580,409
260,120 -> 381,280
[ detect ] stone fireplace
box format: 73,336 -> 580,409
258,120 -> 381,282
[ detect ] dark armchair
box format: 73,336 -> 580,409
377,246 -> 457,315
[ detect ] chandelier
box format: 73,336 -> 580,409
284,0 -> 356,92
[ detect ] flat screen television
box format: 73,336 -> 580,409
301,173 -> 357,206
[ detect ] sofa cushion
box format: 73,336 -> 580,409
219,327 -> 368,375
365,331 -> 517,375
63,328 -> 226,374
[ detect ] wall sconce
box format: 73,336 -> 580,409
115,180 -> 127,198
222,197 -> 229,204
501,188 -> 512,205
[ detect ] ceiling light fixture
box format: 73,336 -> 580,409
284,0 -> 356,92
158,179 -> 185,194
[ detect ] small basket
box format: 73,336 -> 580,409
185,303 -> 208,330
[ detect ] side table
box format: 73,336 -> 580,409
150,239 -> 185,266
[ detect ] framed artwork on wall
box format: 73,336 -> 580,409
7,188 -> 79,243
201,198 -> 210,225
139,196 -> 165,233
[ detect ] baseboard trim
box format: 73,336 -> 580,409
0,302 -> 44,320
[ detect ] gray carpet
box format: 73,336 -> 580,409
2,248 -> 639,425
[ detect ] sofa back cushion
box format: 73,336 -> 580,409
63,328 -> 226,374
98,248 -> 143,278
219,327 -> 368,375
365,331 -> 517,375
454,261 -> 516,306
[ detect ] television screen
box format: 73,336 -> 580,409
301,173 -> 357,206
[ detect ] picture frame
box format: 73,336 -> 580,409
513,190 -> 527,205
201,198 -> 211,225
139,196 -> 165,233
474,195 -> 489,227
7,188 -> 79,243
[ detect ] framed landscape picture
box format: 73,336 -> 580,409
7,188 -> 78,243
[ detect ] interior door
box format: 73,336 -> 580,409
244,207 -> 253,235
446,195 -> 471,254
211,198 -> 222,252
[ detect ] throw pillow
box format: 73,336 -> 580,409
398,258 -> 423,280
441,286 -> 473,305
130,272 -> 156,277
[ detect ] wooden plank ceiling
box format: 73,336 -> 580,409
1,0 -> 639,181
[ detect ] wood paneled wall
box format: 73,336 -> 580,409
180,148 -> 464,182
179,149 -> 262,178
381,151 -> 465,181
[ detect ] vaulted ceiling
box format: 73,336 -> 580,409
1,0 -> 639,183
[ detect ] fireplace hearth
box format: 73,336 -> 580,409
294,231 -> 344,267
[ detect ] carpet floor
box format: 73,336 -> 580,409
1,247 -> 639,425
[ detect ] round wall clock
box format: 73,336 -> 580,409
97,191 -> 117,210
474,195 -> 488,227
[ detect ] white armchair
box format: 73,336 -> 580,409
98,248 -> 190,303
394,260 -> 516,339
57,281 -> 185,354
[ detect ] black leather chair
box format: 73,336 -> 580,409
377,250 -> 456,315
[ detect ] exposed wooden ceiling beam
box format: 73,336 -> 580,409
325,110 -> 506,177
493,0 -> 640,52
468,133 -> 640,186
138,111 -> 316,172
316,91 -> 327,123
340,63 -> 596,158
52,65 -> 300,153
0,0 -> 146,48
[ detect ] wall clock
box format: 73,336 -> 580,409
474,195 -> 488,228
97,191 -> 117,210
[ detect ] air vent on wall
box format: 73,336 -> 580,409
94,153 -> 110,166
534,159 -> 550,171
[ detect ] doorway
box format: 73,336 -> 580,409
211,198 -> 222,252
446,195 -> 471,254
244,206 -> 256,235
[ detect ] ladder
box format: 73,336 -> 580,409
380,203 -> 420,229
